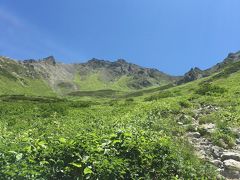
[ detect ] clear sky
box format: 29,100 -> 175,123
0,0 -> 240,75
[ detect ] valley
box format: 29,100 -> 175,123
0,51 -> 240,179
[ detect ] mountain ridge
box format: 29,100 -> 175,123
178,51 -> 240,84
1,50 -> 240,96
0,56 -> 179,95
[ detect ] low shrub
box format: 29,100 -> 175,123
195,83 -> 226,96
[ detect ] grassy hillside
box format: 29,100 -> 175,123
0,77 -> 55,96
0,57 -> 55,96
0,95 -> 216,179
73,73 -> 133,92
1,56 -> 240,179
0,56 -> 177,95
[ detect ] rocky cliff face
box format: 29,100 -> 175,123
76,58 -> 178,89
2,51 -> 239,95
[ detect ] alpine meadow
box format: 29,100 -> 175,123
0,1 -> 240,180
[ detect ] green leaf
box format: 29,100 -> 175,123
16,153 -> 23,161
69,162 -> 82,168
38,141 -> 47,148
82,156 -> 89,163
24,146 -> 32,153
8,151 -> 17,154
84,167 -> 93,175
40,160 -> 49,165
112,139 -> 121,144
59,137 -> 67,143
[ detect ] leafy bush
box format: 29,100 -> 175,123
178,100 -> 192,108
211,130 -> 236,149
68,101 -> 92,108
0,96 -> 217,179
0,130 -> 216,179
195,83 -> 226,96
198,113 -> 217,125
37,103 -> 69,118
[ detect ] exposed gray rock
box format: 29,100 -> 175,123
221,152 -> 240,162
177,67 -> 204,84
223,159 -> 240,171
221,159 -> 240,179
211,146 -> 223,159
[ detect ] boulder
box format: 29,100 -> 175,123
221,159 -> 240,179
223,159 -> 240,171
211,146 -> 222,159
221,152 -> 240,161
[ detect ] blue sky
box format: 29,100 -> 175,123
0,0 -> 240,75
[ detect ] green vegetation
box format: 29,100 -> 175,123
68,89 -> 121,98
195,82 -> 226,96
0,95 -> 217,179
0,77 -> 55,96
74,73 -> 137,92
1,55 -> 240,179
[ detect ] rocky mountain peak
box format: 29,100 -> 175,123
22,56 -> 56,66
116,59 -> 127,64
86,58 -> 111,68
41,56 -> 56,65
178,50 -> 240,84
223,52 -> 240,64
185,67 -> 203,79
190,67 -> 202,72
177,67 -> 203,84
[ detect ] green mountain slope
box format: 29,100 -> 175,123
178,51 -> 240,84
0,57 -> 55,96
0,56 -> 178,96
1,51 -> 240,179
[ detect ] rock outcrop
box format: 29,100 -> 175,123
178,51 -> 240,84
0,56 -> 180,94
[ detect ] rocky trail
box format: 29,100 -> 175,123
184,105 -> 240,179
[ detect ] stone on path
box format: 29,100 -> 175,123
221,152 -> 240,161
221,159 -> 240,179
